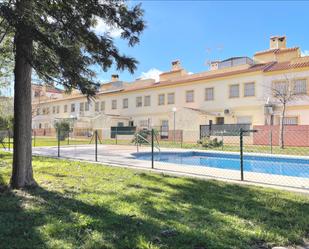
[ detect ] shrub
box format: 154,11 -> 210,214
0,116 -> 13,130
197,137 -> 223,148
54,121 -> 70,141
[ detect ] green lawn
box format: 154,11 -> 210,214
2,136 -> 308,156
156,141 -> 309,156
0,151 -> 308,249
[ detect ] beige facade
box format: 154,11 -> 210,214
32,36 -> 309,140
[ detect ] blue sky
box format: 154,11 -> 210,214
94,0 -> 309,84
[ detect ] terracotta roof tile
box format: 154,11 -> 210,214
254,47 -> 299,56
122,63 -> 272,93
264,60 -> 309,72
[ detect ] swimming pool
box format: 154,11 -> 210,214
134,152 -> 309,178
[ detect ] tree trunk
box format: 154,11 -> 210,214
10,0 -> 36,188
279,104 -> 286,149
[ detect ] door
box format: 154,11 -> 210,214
161,120 -> 169,139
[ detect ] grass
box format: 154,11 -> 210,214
2,136 -> 309,156
0,151 -> 308,249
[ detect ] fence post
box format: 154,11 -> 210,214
67,131 -> 70,145
95,130 -> 98,162
115,127 -> 118,145
57,128 -> 60,157
240,128 -> 244,181
180,131 -> 183,148
33,130 -> 36,147
269,129 -> 273,154
8,129 -> 11,151
151,129 -> 154,169
221,130 -> 224,150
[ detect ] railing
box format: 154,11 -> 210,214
200,124 -> 251,138
136,133 -> 160,152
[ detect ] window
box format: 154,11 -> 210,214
294,79 -> 307,94
216,117 -> 224,125
123,98 -> 128,109
158,94 -> 165,105
101,101 -> 105,111
273,81 -> 288,95
34,90 -> 40,97
144,95 -> 151,106
56,106 -> 60,114
139,120 -> 149,127
205,87 -> 214,101
244,82 -> 255,97
136,96 -> 142,107
283,117 -> 298,125
229,84 -> 239,98
64,105 -> 68,113
186,90 -> 194,103
167,93 -> 175,105
129,121 -> 134,127
52,106 -> 56,114
112,100 -> 117,110
79,102 -> 84,112
71,103 -> 75,112
36,108 -> 40,115
46,107 -> 50,114
236,116 -> 252,124
85,102 -> 89,111
117,122 -> 124,127
95,102 -> 99,112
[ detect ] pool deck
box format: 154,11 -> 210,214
29,144 -> 309,193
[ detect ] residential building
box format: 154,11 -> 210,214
32,36 -> 309,141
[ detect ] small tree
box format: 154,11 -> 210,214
54,121 -> 70,141
270,76 -> 303,149
0,0 -> 145,188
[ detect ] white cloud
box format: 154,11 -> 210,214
140,68 -> 162,82
301,50 -> 309,57
92,18 -> 122,38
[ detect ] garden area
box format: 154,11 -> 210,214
0,151 -> 308,249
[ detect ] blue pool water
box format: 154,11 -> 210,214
134,152 -> 309,178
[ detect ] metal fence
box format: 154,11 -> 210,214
200,124 -> 251,137
2,126 -> 309,190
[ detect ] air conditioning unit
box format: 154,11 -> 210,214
224,109 -> 230,115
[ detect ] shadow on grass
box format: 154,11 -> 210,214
0,152 -> 308,249
22,185 -> 234,249
129,173 -> 309,246
0,188 -> 48,249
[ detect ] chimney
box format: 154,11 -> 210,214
171,60 -> 181,71
111,74 -> 119,82
210,61 -> 220,71
270,36 -> 286,49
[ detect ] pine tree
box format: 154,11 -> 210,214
0,0 -> 145,188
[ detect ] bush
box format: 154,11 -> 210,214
0,116 -> 13,130
54,121 -> 70,141
197,137 -> 223,148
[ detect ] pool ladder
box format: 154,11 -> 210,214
135,133 -> 160,153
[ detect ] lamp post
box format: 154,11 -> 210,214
172,107 -> 177,143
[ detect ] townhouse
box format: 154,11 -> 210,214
32,36 -> 309,141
